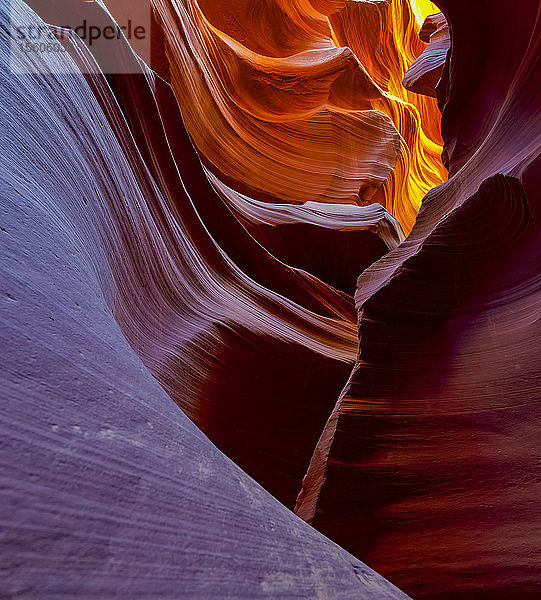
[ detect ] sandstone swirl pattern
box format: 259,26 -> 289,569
152,0 -> 446,232
2,1 -> 540,599
1,1 -> 411,598
295,1 -> 541,598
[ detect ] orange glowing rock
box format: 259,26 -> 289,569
152,0 -> 447,233
325,0 -> 447,229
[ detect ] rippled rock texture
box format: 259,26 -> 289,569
295,1 -> 541,598
1,1 -> 413,598
2,0 -> 540,598
152,0 -> 446,233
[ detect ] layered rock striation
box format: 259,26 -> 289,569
295,1 -> 541,598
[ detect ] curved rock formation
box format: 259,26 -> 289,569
207,169 -> 405,294
403,12 -> 450,98
9,0 -> 366,510
152,0 -> 447,233
295,1 -> 541,598
3,0 -> 539,598
1,1 -> 411,598
322,0 -> 446,227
